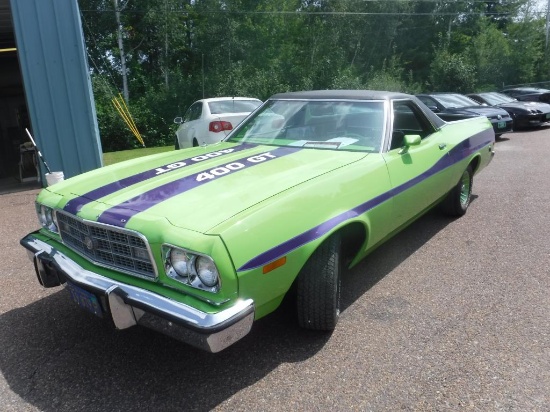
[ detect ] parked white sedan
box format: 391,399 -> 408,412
174,97 -> 262,149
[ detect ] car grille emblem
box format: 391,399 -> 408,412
84,236 -> 95,251
497,114 -> 502,120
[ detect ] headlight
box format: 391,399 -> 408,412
163,245 -> 220,292
170,249 -> 191,277
35,203 -> 58,233
196,256 -> 219,287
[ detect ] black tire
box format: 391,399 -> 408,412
192,138 -> 199,147
441,166 -> 473,217
174,136 -> 180,150
296,234 -> 342,331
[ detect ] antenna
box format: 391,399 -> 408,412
25,128 -> 52,174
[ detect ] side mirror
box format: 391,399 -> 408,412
427,105 -> 439,113
174,116 -> 183,124
398,134 -> 421,154
404,134 -> 421,146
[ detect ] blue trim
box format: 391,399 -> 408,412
237,130 -> 493,271
97,147 -> 301,227
64,144 -> 256,215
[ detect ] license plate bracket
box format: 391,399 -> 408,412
66,282 -> 103,318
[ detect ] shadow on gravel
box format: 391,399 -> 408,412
0,209 -> 456,412
340,209 -> 454,312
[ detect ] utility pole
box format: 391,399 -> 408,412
164,0 -> 169,89
114,0 -> 129,103
546,0 -> 550,52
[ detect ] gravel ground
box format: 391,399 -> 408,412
1,127 -> 549,411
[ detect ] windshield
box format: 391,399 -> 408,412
226,99 -> 386,152
481,93 -> 516,105
434,94 -> 480,108
208,100 -> 261,114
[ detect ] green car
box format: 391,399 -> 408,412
21,90 -> 495,352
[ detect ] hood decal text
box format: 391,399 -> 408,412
63,144 -> 255,215
97,147 -> 302,227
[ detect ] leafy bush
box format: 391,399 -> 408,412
429,50 -> 477,93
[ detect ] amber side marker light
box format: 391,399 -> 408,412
263,256 -> 287,274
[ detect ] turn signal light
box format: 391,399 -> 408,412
262,256 -> 287,274
209,121 -> 233,132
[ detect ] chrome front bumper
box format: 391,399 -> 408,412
20,232 -> 255,353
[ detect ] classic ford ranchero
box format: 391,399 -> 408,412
21,90 -> 495,352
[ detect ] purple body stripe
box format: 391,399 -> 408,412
238,130 -> 493,271
63,144 -> 255,215
98,146 -> 302,227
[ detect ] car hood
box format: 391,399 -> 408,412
53,142 -> 367,233
446,106 -> 508,117
498,101 -> 550,112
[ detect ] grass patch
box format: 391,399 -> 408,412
103,146 -> 173,166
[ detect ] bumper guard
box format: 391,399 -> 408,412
20,232 -> 254,353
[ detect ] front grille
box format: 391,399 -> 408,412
56,211 -> 156,280
489,114 -> 511,120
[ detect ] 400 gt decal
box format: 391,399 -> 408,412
64,144 -> 255,215
97,147 -> 301,227
195,153 -> 277,182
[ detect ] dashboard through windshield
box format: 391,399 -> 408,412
226,99 -> 386,152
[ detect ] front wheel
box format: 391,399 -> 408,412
296,234 -> 342,331
174,136 -> 180,150
441,166 -> 473,216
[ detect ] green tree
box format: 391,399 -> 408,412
468,21 -> 512,90
78,0 -> 550,151
429,48 -> 477,92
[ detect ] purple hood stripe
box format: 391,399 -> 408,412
63,144 -> 255,215
238,130 -> 493,271
97,146 -> 302,227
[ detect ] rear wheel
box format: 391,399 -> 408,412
296,234 -> 342,331
441,166 -> 473,216
192,138 -> 199,147
174,136 -> 180,150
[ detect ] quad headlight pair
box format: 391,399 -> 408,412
163,245 -> 220,293
34,203 -> 220,293
35,203 -> 58,233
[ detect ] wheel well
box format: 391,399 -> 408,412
469,155 -> 480,174
284,221 -> 366,305
338,222 -> 367,266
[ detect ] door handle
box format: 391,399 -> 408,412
439,143 -> 447,150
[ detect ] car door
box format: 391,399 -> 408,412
177,102 -> 203,147
382,99 -> 454,230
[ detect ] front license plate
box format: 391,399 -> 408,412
66,282 -> 103,318
546,113 -> 550,119
497,121 -> 506,129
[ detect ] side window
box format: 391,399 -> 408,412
184,102 -> 202,122
417,96 -> 435,108
390,101 -> 434,150
183,105 -> 193,122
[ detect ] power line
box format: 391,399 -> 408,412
80,9 -> 514,16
